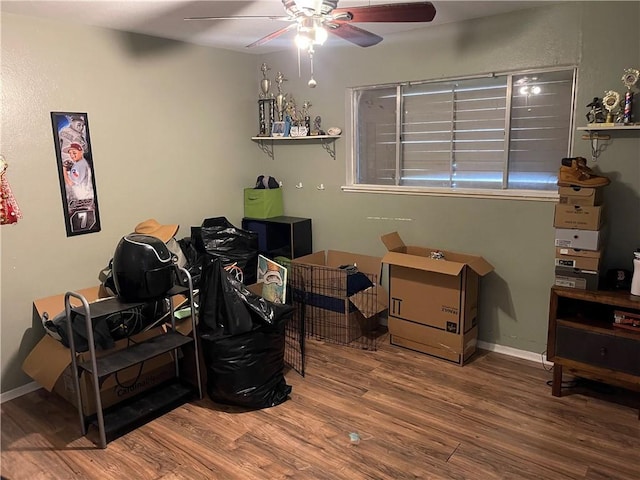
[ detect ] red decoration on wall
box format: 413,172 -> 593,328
0,156 -> 22,225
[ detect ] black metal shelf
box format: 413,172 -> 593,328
70,286 -> 187,318
77,332 -> 193,377
65,268 -> 202,448
89,380 -> 193,444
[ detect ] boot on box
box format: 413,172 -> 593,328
561,157 -> 594,174
557,157 -> 610,188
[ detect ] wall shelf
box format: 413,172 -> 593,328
577,124 -> 640,160
577,124 -> 640,131
251,135 -> 340,160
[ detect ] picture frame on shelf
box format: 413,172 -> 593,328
271,121 -> 285,137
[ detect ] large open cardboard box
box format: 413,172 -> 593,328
22,287 -> 176,416
291,251 -> 388,345
381,232 -> 493,365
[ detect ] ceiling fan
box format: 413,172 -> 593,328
185,1 -> 437,50
185,1 -> 436,87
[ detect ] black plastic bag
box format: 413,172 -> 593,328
199,258 -> 294,409
199,256 -> 254,336
199,257 -> 289,335
193,217 -> 258,285
201,320 -> 292,409
177,236 -> 203,289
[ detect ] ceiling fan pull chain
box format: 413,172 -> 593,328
308,47 -> 317,88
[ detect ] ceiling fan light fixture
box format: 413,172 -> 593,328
295,16 -> 326,49
314,24 -> 328,45
295,30 -> 312,50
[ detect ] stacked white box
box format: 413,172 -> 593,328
554,186 -> 605,290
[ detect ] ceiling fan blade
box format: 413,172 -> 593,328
246,23 -> 297,48
329,23 -> 382,48
184,15 -> 289,21
332,2 -> 436,23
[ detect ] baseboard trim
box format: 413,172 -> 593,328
478,340 -> 552,366
0,381 -> 41,404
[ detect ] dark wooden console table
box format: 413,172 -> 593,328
547,286 -> 640,416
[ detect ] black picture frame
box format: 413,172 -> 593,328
51,112 -> 101,236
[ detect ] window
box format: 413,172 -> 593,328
349,68 -> 576,197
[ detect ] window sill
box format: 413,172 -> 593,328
341,184 -> 560,202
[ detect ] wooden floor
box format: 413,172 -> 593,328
2,337 -> 639,480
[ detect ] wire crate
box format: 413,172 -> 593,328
288,262 -> 386,351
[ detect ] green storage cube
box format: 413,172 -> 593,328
244,188 -> 284,219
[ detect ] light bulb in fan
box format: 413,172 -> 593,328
314,25 -> 328,45
295,32 -> 312,50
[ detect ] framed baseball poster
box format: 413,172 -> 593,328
51,112 -> 101,236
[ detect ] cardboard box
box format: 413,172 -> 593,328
558,186 -> 603,206
381,232 -> 493,365
381,232 -> 493,334
290,250 -> 388,344
555,247 -> 601,271
389,318 -> 478,365
553,204 -> 603,230
244,188 -> 284,219
22,287 -> 176,416
554,228 -> 603,251
554,266 -> 599,290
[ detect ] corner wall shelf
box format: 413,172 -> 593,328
251,135 -> 340,160
577,124 -> 640,161
577,124 -> 640,131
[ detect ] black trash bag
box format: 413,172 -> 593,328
199,257 -> 287,336
177,236 -> 203,289
198,258 -> 294,409
192,217 -> 258,285
199,256 -> 254,336
201,319 -> 292,409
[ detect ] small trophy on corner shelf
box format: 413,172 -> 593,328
311,115 -> 325,136
585,97 -> 605,125
601,90 -> 621,125
286,96 -> 306,137
257,63 -> 275,137
621,67 -> 639,125
302,101 -> 312,137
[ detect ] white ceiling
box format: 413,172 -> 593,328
1,1 -> 553,54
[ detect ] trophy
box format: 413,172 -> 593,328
602,90 -> 621,123
622,68 -> 639,124
275,72 -> 288,122
257,63 -> 275,136
259,63 -> 271,99
302,101 -> 312,136
585,97 -> 604,124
